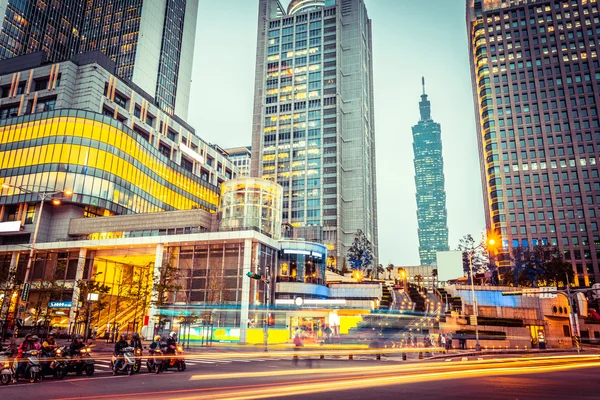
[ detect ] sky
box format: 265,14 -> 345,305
189,0 -> 485,266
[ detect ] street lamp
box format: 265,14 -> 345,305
467,237 -> 496,352
1,183 -> 73,326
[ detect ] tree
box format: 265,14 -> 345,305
457,234 -> 491,276
74,273 -> 111,336
151,257 -> 183,334
0,263 -> 18,323
341,258 -> 349,275
206,267 -> 225,304
376,264 -> 384,280
503,244 -> 574,287
386,264 -> 394,280
347,229 -> 374,273
414,274 -> 424,287
431,268 -> 438,288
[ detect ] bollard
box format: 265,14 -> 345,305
320,354 -> 325,360
376,354 -> 381,360
402,353 -> 407,361
419,352 -> 423,359
349,354 -> 353,360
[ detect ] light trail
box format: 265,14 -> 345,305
49,354 -> 600,400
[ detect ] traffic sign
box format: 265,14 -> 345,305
21,283 -> 30,302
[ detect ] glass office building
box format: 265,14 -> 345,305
251,0 -> 378,266
0,0 -> 196,119
467,0 -> 600,285
412,79 -> 449,266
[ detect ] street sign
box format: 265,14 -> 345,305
21,283 -> 30,302
523,288 -> 537,298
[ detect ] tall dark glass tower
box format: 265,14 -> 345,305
412,78 -> 449,266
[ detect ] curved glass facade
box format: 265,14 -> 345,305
277,241 -> 327,286
0,110 -> 220,214
220,178 -> 283,239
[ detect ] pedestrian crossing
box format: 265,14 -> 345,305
89,355 -> 411,373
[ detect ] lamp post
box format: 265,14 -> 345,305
0,183 -> 73,327
467,238 -> 496,352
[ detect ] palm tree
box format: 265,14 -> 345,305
386,264 -> 394,280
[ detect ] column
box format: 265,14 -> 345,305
146,243 -> 164,337
0,252 -> 19,323
239,239 -> 253,344
69,248 -> 87,331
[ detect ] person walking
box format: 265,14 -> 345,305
441,334 -> 447,351
447,332 -> 453,350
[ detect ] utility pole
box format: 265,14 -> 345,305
246,266 -> 271,352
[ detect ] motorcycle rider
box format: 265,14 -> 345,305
112,333 -> 129,373
15,334 -> 36,382
31,335 -> 42,350
149,335 -> 162,352
41,332 -> 58,373
69,334 -> 86,355
166,331 -> 177,354
130,332 -> 143,352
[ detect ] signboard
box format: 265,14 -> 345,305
0,221 -> 21,233
21,283 -> 30,302
539,287 -> 557,299
48,301 -> 73,309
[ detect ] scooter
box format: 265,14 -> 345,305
1,351 -> 12,385
12,350 -> 42,383
64,346 -> 95,376
111,347 -> 136,376
146,347 -> 164,374
163,345 -> 186,372
132,347 -> 142,374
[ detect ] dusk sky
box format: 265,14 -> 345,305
189,0 -> 485,266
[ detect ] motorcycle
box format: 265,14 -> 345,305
41,347 -> 67,380
164,345 -> 186,372
1,351 -> 12,385
66,346 -> 95,376
111,347 -> 136,376
146,347 -> 164,374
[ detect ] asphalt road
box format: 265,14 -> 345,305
1,353 -> 599,399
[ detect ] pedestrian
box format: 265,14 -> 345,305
441,334 -> 447,350
447,332 -> 453,350
437,333 -> 442,348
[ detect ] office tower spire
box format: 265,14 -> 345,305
251,0 -> 378,267
412,80 -> 449,266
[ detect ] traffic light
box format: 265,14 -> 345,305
246,271 -> 264,280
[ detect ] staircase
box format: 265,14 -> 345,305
379,284 -> 392,310
407,284 -> 426,312
437,287 -> 462,312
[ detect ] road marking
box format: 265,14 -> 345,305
461,357 -> 468,361
445,359 -> 452,362
477,358 -> 484,361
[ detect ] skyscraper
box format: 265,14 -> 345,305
0,0 -> 197,118
251,0 -> 378,266
467,0 -> 600,286
412,78 -> 449,266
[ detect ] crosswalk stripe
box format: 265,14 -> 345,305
445,359 -> 452,362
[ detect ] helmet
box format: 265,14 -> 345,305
120,333 -> 128,340
132,332 -> 139,339
169,331 -> 177,338
31,335 -> 39,341
154,335 -> 161,341
24,333 -> 33,340
74,334 -> 83,340
48,332 -> 56,337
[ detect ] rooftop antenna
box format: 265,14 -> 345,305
422,76 -> 426,95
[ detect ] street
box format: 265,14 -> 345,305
1,352 -> 598,399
